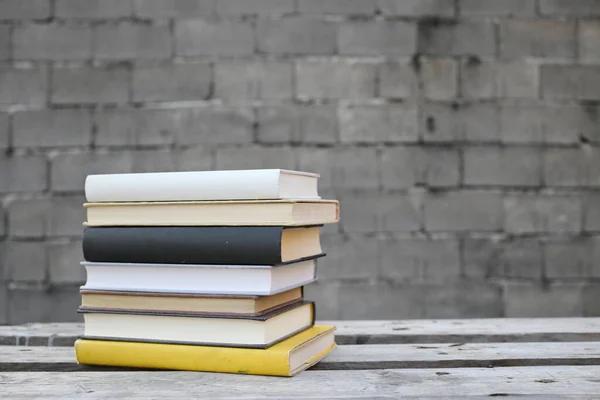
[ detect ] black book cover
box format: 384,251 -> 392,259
83,226 -> 324,265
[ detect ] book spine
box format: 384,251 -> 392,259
75,339 -> 292,377
83,226 -> 284,265
85,170 -> 282,202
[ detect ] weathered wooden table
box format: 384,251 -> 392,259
2,318 -> 600,399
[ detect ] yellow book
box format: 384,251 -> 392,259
75,325 -> 335,377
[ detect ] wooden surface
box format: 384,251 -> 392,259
1,367 -> 599,399
2,318 -> 600,398
2,318 -> 600,345
2,341 -> 600,371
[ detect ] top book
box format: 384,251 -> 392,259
85,169 -> 320,202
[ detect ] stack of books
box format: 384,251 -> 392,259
74,169 -> 340,377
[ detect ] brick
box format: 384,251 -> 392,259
424,190 -> 502,232
584,194 -> 600,232
464,237 -> 543,280
295,148 -> 334,192
459,0 -> 536,16
13,110 -> 92,148
545,239 -> 592,280
258,105 -> 337,144
133,0 -> 214,17
583,284 -> 600,317
13,23 -> 92,60
339,105 -> 418,144
337,282 -> 423,319
8,286 -> 83,324
421,102 -> 499,143
339,191 -> 421,233
0,156 -> 47,193
379,238 -> 460,283
298,0 -> 376,14
95,22 -> 170,60
0,279 -> 6,324
8,196 -> 85,238
175,106 -> 254,145
580,21 -> 600,60
379,61 -> 418,99
540,0 -> 600,15
503,283 -> 583,317
418,20 -> 495,55
256,18 -> 336,55
381,147 -> 460,189
541,65 -> 600,100
215,147 -> 296,170
55,0 -> 132,17
133,63 -> 211,102
217,0 -> 294,15
504,195 -> 582,234
176,19 -> 253,56
544,148 -> 600,187
460,60 -> 537,99
51,152 -> 133,192
303,281 -> 339,319
176,148 -> 214,171
380,58 -> 457,99
95,109 -> 173,147
318,235 -> 378,280
215,60 -> 292,100
4,241 -> 46,282
48,241 -> 85,284
379,0 -> 454,16
331,147 -> 379,190
497,103 -> 598,144
0,0 -> 50,19
0,113 -> 9,149
52,66 -> 129,104
421,282 -> 503,318
296,60 -> 376,100
463,147 -> 541,187
131,148 -> 213,173
0,66 -> 48,105
338,21 -> 416,56
500,20 -> 575,59
0,25 -> 9,61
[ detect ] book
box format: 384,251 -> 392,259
79,287 -> 303,316
82,226 -> 323,265
80,259 -> 317,295
75,325 -> 335,377
84,199 -> 339,227
85,169 -> 320,202
79,301 -> 314,348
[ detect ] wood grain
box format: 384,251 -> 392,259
2,341 -> 600,372
1,366 -> 598,398
2,318 -> 600,346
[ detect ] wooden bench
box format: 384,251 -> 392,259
2,318 -> 600,398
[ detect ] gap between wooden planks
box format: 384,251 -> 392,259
0,366 -> 599,398
2,341 -> 600,372
2,318 -> 600,346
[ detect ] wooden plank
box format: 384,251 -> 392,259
0,366 -> 599,398
326,318 -> 600,344
2,341 -> 600,372
2,318 -> 600,346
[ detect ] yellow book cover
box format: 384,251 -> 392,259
75,325 -> 335,377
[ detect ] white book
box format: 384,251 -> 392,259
85,169 -> 320,202
80,259 -> 317,296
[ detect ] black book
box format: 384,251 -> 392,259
83,226 -> 324,265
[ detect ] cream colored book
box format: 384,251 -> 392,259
84,199 -> 339,227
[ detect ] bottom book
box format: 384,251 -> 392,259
75,325 -> 335,377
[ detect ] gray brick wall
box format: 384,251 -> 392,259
1,0 -> 599,324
